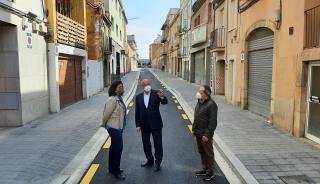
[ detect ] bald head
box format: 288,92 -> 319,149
140,79 -> 151,87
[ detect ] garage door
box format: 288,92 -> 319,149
59,56 -> 83,108
194,50 -> 206,85
248,28 -> 274,117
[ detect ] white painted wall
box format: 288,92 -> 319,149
87,60 -> 104,97
0,0 -> 49,126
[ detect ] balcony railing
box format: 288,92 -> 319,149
305,5 -> 320,49
191,23 -> 207,46
160,47 -> 168,55
178,47 -> 188,57
104,36 -> 113,55
211,27 -> 225,50
57,12 -> 86,49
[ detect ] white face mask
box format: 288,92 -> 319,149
196,92 -> 202,100
144,85 -> 152,93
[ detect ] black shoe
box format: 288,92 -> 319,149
141,161 -> 154,167
113,173 -> 126,180
154,163 -> 161,172
195,169 -> 207,176
203,174 -> 215,181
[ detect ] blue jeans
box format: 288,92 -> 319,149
107,128 -> 123,175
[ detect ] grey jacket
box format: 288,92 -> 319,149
192,98 -> 218,137
102,96 -> 126,130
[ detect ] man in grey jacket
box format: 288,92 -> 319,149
192,85 -> 218,182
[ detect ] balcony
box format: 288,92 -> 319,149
178,47 -> 188,58
174,36 -> 179,47
238,0 -> 259,13
57,12 -> 86,49
211,27 -> 225,52
191,23 -> 207,47
160,47 -> 168,56
104,36 -> 113,55
305,5 -> 320,49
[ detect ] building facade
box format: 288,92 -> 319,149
210,0 -> 240,103
153,0 -> 320,143
168,11 -> 181,76
46,0 -> 88,112
105,0 -> 127,81
86,0 -> 112,97
179,0 -> 193,80
150,36 -> 162,69
160,8 -> 180,72
0,0 -> 49,126
213,0 -> 320,142
190,0 -> 213,85
127,35 -> 139,71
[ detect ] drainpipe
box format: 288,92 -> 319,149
41,0 -> 52,113
276,0 -> 282,30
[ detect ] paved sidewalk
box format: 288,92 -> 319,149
0,71 -> 139,184
152,69 -> 320,184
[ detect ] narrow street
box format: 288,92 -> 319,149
80,69 -> 229,184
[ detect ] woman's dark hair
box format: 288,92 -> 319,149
109,80 -> 123,96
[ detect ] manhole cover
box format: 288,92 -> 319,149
279,175 -> 315,184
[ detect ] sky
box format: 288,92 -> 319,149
124,0 -> 180,59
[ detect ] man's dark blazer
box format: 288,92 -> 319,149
135,90 -> 168,130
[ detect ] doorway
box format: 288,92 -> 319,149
306,62 -> 320,143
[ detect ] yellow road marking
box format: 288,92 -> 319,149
188,125 -> 193,133
80,164 -> 99,184
172,96 -> 176,99
174,100 -> 178,104
129,102 -> 134,107
182,114 -> 189,120
177,106 -> 182,110
103,138 -> 111,149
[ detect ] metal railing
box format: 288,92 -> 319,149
305,5 -> 320,49
104,36 -> 113,55
211,27 -> 225,49
57,12 -> 86,49
191,23 -> 207,46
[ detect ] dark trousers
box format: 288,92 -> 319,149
196,136 -> 214,175
141,129 -> 163,164
107,128 -> 123,175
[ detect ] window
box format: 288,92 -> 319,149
116,25 -> 119,36
111,17 -> 114,31
219,8 -> 224,28
56,0 -> 71,17
120,30 -> 122,40
228,0 -> 237,30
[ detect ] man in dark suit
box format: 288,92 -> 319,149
135,79 -> 168,172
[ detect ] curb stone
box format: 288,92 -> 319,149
50,71 -> 140,184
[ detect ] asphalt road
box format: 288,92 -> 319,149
79,69 -> 229,184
